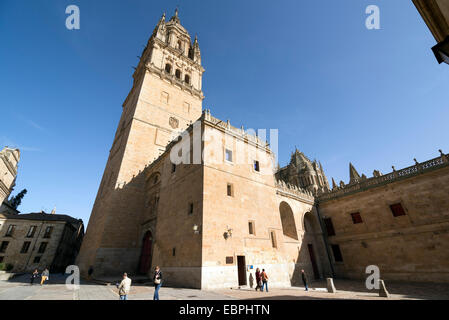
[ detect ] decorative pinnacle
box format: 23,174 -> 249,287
392,166 -> 396,171
439,149 -> 444,156
414,158 -> 419,165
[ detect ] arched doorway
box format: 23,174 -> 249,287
279,201 -> 299,240
138,231 -> 153,275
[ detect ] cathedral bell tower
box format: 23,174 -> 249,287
76,9 -> 205,276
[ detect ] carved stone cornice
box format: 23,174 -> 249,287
318,153 -> 449,203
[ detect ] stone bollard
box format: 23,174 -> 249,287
378,280 -> 390,298
326,278 -> 337,293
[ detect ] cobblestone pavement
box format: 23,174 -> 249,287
1,274 -> 448,300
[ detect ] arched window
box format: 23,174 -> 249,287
184,74 -> 190,84
175,69 -> 181,79
279,201 -> 298,240
177,40 -> 182,50
165,63 -> 172,74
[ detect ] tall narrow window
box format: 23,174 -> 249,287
390,203 -> 406,217
33,256 -> 41,263
175,69 -> 181,79
21,241 -> 31,254
323,218 -> 336,236
172,247 -> 176,256
225,149 -> 233,162
188,202 -> 194,215
38,242 -> 48,254
43,226 -> 53,239
227,183 -> 233,197
270,231 -> 277,248
331,244 -> 343,262
172,163 -> 176,173
350,212 -> 363,224
0,241 -> 9,253
5,225 -> 15,237
248,221 -> 255,235
165,63 -> 172,74
27,226 -> 37,238
185,74 -> 190,84
254,160 -> 260,172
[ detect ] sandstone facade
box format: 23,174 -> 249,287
76,9 -> 449,289
0,212 -> 84,273
0,147 -> 20,206
317,153 -> 449,283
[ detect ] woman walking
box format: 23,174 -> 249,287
40,268 -> 49,285
153,266 -> 162,300
255,268 -> 262,291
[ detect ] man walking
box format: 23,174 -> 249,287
30,269 -> 39,285
261,269 -> 269,292
301,269 -> 309,291
118,273 -> 132,300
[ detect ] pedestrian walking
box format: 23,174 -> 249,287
255,268 -> 262,291
30,269 -> 38,285
301,269 -> 309,291
40,268 -> 49,285
88,266 -> 94,280
153,266 -> 162,300
117,273 -> 132,300
261,269 -> 269,292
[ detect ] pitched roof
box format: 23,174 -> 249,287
0,211 -> 82,226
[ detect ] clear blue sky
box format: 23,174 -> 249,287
1,0 -> 448,224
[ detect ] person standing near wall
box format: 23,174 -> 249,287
153,266 -> 162,300
301,269 -> 309,291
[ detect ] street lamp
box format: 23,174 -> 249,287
432,36 -> 449,65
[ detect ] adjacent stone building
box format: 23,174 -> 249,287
0,147 -> 20,206
0,211 -> 84,273
316,151 -> 449,283
76,9 -> 449,288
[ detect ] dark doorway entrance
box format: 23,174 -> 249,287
237,256 -> 247,286
307,244 -> 320,279
138,231 -> 153,274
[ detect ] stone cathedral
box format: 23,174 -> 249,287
76,10 -> 449,288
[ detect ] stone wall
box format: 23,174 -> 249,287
318,158 -> 449,283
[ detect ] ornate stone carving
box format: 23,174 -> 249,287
169,117 -> 179,129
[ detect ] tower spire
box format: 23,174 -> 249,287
332,177 -> 337,189
349,162 -> 361,183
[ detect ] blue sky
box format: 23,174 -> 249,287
1,0 -> 448,224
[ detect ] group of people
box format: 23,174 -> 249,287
254,268 -> 269,292
117,266 -> 162,300
254,268 -> 310,292
30,268 -> 50,286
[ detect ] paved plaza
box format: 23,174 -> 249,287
0,274 -> 448,300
